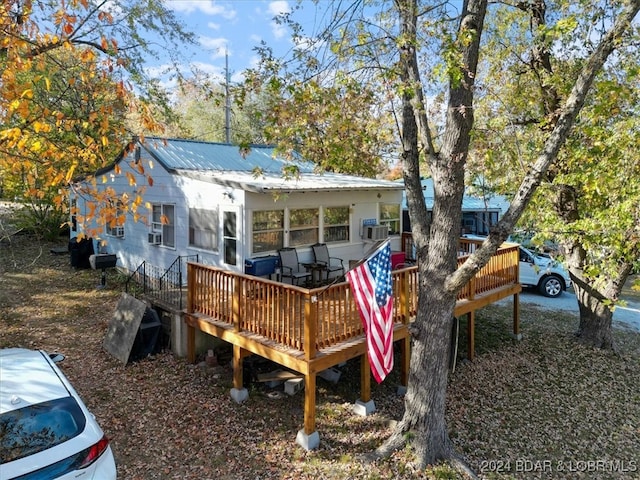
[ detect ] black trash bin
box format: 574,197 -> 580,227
69,237 -> 94,269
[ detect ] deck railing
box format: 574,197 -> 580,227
186,240 -> 519,358
126,255 -> 199,310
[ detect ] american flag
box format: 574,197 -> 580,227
346,239 -> 394,383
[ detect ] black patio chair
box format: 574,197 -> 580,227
278,247 -> 311,286
311,243 -> 345,281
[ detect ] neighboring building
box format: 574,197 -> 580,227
401,178 -> 508,235
71,137 -> 405,277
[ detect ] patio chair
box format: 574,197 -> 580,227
311,243 -> 345,281
278,247 -> 311,286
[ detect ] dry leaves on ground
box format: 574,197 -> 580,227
1,228 -> 639,479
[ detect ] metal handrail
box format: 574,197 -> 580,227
125,255 -> 199,310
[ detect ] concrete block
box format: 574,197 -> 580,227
284,378 -> 304,396
353,399 -> 376,416
230,387 -> 249,404
296,429 -> 320,451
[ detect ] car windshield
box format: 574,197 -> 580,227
0,396 -> 86,464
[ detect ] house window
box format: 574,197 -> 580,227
189,208 -> 218,251
289,208 -> 319,247
151,204 -> 175,248
252,210 -> 284,254
323,206 -> 349,243
223,211 -> 237,265
105,199 -> 124,238
379,204 -> 401,235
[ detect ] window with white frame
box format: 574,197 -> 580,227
105,199 -> 124,238
252,210 -> 284,254
289,208 -> 319,247
379,203 -> 401,235
150,204 -> 175,248
323,206 -> 349,243
189,207 -> 218,251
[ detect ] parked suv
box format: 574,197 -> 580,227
518,245 -> 572,297
0,348 -> 117,480
462,235 -> 572,298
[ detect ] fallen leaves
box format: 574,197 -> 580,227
1,225 -> 639,479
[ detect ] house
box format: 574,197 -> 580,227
71,137 -> 405,275
401,177 -> 509,236
70,137 -> 405,352
71,138 -> 523,450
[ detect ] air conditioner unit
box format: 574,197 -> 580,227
364,225 -> 388,241
148,232 -> 162,245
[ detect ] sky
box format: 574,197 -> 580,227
161,0 -> 313,84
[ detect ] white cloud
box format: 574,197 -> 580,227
267,1 -> 291,39
267,1 -> 291,17
199,36 -> 230,58
164,0 -> 236,19
207,22 -> 221,31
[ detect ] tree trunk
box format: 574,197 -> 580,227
377,0 -> 487,470
556,187 -> 618,351
574,280 -> 615,349
376,0 -> 640,471
377,280 -> 458,462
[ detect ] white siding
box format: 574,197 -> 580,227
72,144 -> 402,275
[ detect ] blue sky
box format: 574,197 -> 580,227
161,0 -> 310,84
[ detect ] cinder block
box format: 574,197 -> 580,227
318,367 -> 341,383
284,378 -> 304,396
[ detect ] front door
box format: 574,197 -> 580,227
222,208 -> 240,268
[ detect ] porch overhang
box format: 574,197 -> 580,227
175,170 -> 405,194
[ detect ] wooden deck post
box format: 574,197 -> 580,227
233,275 -> 241,332
303,293 -> 317,361
467,311 -> 475,361
232,344 -> 244,390
303,372 -> 317,434
360,353 -> 371,403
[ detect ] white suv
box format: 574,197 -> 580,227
518,245 -> 572,298
462,235 -> 572,298
0,348 -> 117,480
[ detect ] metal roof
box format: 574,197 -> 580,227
177,170 -> 404,193
401,178 -> 508,212
141,137 -> 317,174
136,137 -> 403,193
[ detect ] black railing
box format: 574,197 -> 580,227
126,255 -> 199,310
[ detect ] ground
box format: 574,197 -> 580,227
1,203 -> 639,479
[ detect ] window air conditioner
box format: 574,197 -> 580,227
364,225 -> 388,241
148,232 -> 162,245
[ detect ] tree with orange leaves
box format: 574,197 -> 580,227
0,0 -> 195,236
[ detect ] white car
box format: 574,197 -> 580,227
518,245 -> 572,298
462,235 -> 572,298
0,348 -> 117,480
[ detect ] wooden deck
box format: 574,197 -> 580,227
184,238 -> 522,448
